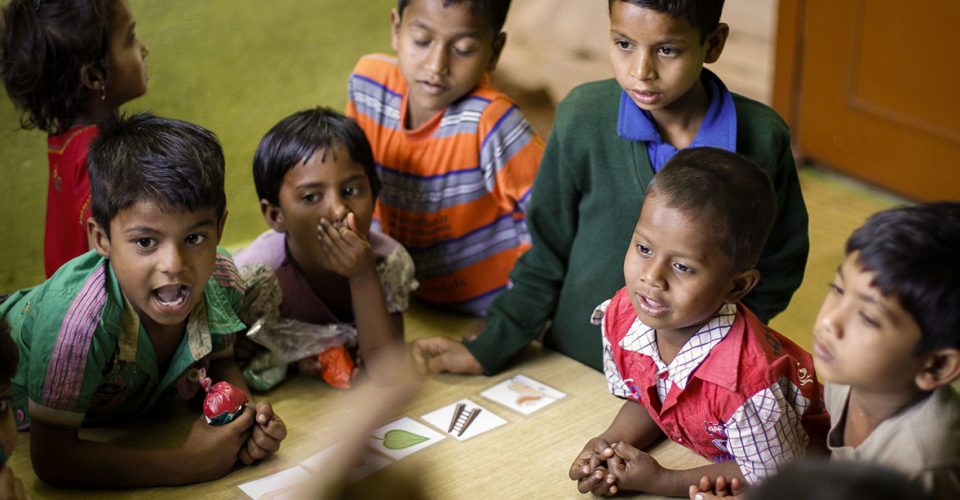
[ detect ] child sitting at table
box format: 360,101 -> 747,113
234,107 -> 415,388
0,112 -> 286,487
0,319 -> 27,500
569,147 -> 827,497
691,202 -> 960,500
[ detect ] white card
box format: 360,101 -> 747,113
368,416 -> 445,460
421,399 -> 507,441
239,465 -> 313,499
300,445 -> 391,482
480,374 -> 566,415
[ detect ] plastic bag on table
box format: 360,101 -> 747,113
241,317 -> 357,391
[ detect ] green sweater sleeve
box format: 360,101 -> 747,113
465,105 -> 579,374
735,97 -> 809,322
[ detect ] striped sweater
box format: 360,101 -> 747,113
347,54 -> 544,315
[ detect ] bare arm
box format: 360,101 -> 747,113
29,410 -> 253,487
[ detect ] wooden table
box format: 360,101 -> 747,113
6,304 -> 708,499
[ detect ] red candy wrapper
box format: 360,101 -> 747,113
318,346 -> 354,389
199,368 -> 249,425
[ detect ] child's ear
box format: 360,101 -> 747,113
87,218 -> 111,258
703,23 -> 729,64
79,63 -> 106,93
487,32 -> 508,71
390,9 -> 402,52
260,199 -> 287,233
723,268 -> 760,305
915,349 -> 960,391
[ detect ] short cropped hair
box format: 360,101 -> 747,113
846,202 -> 960,354
88,112 -> 226,238
0,0 -> 115,134
398,0 -> 512,34
0,319 -> 17,385
253,107 -> 380,207
608,0 -> 724,42
647,147 -> 776,273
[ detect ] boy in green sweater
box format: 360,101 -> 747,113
411,0 -> 808,375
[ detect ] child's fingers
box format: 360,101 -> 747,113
260,414 -> 287,441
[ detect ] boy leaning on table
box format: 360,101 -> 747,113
570,148 -> 827,497
1,113 -> 286,488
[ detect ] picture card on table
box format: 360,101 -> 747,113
300,444 -> 392,482
480,374 -> 567,415
239,465 -> 313,499
368,416 -> 446,460
421,398 -> 507,441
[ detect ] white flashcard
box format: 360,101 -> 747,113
421,398 -> 507,441
239,465 -> 313,499
300,445 -> 391,482
368,416 -> 445,460
480,374 -> 567,415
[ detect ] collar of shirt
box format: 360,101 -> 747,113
619,303 -> 738,395
106,261 -> 244,384
616,68 -> 737,171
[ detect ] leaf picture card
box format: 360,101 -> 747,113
368,416 -> 446,460
421,398 -> 507,441
239,465 -> 313,499
480,374 -> 567,415
300,444 -> 392,482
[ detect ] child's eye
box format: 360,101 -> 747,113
185,233 -> 207,246
614,39 -> 633,51
635,243 -> 652,256
859,311 -> 881,328
658,46 -> 679,56
135,238 -> 156,249
301,193 -> 320,203
342,186 -> 363,197
827,282 -> 843,295
673,262 -> 692,273
453,45 -> 477,57
413,38 -> 431,48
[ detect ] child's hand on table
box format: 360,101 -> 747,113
239,402 -> 287,465
180,406 -> 255,481
688,474 -> 744,500
606,441 -> 666,493
317,214 -> 374,279
569,437 -> 619,496
410,337 -> 483,374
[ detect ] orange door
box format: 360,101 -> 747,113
775,0 -> 960,201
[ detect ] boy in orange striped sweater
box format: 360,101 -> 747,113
347,0 -> 544,315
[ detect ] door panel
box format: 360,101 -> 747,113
788,0 -> 960,201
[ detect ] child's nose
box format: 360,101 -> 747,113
639,263 -> 665,288
631,52 -> 656,81
426,46 -> 449,75
159,245 -> 186,274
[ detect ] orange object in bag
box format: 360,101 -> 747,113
318,345 -> 354,389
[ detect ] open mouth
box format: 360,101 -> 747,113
418,80 -> 447,94
154,284 -> 189,307
636,293 -> 669,317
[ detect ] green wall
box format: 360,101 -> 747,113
0,0 -> 395,291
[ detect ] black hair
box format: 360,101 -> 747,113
88,112 -> 226,238
0,319 -> 16,385
608,0 -> 724,43
744,459 -> 931,500
253,107 -> 380,207
647,147 -> 776,273
0,0 -> 115,134
846,202 -> 960,354
397,0 -> 512,34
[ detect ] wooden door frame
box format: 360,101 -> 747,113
772,0 -> 805,144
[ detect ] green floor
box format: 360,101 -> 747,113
0,0 -> 394,291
